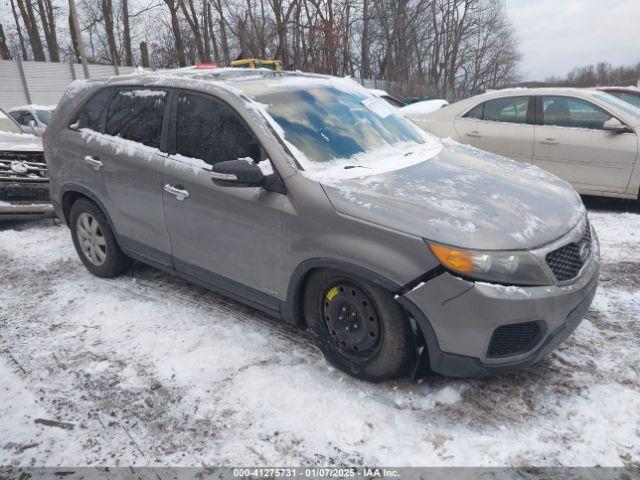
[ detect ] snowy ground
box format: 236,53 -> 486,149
0,197 -> 638,467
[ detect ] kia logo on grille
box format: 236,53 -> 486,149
578,242 -> 590,262
10,161 -> 28,174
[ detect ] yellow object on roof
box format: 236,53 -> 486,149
231,59 -> 282,72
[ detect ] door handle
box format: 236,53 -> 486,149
164,184 -> 190,201
466,131 -> 482,138
84,155 -> 103,171
540,138 -> 559,145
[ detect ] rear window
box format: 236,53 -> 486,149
69,88 -> 113,131
105,88 -> 168,149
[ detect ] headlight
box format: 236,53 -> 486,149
428,243 -> 551,286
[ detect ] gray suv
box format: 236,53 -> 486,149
46,69 -> 600,382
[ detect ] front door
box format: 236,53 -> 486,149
533,95 -> 638,193
162,90 -> 284,305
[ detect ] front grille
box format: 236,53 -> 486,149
0,150 -> 48,181
487,321 -> 542,357
546,222 -> 592,282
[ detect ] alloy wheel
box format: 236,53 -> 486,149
76,212 -> 107,266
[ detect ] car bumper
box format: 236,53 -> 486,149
399,237 -> 600,378
0,201 -> 55,220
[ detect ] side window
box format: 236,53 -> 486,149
70,88 -> 113,131
609,92 -> 640,109
22,112 -> 36,124
464,103 -> 484,120
9,111 -> 23,125
542,96 -> 612,130
483,97 -> 528,124
175,91 -> 260,165
105,88 -> 168,148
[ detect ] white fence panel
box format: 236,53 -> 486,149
0,60 -> 30,110
22,61 -> 76,107
1,60 -> 156,111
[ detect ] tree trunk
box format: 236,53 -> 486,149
122,0 -> 134,66
0,24 -> 12,60
16,0 -> 46,61
212,0 -> 230,64
140,41 -> 150,68
101,0 -> 120,66
206,3 -> 221,64
361,0 -> 370,79
202,2 -> 212,62
163,0 -> 187,67
36,0 -> 59,61
68,11 -> 81,62
9,0 -> 28,60
179,0 -> 206,62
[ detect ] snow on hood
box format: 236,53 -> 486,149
0,131 -> 42,152
322,139 -> 585,251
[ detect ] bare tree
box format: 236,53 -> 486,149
16,0 -> 47,60
9,0 -> 29,60
0,24 -> 12,60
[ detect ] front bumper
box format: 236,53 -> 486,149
0,201 -> 55,220
399,234 -> 600,378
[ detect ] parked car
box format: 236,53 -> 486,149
8,104 -> 56,137
404,88 -> 640,200
368,88 -> 405,108
46,71 -> 599,382
596,86 -> 640,109
397,99 -> 449,117
0,108 -> 53,220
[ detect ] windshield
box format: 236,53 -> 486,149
0,110 -> 24,134
256,86 -> 426,166
35,109 -> 52,125
593,92 -> 640,124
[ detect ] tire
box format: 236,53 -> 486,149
69,198 -> 131,278
303,269 -> 416,382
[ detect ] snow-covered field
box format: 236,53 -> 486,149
0,198 -> 638,467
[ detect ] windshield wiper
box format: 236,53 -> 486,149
343,165 -> 370,170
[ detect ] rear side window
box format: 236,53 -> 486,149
607,91 -> 640,109
464,103 -> 484,120
175,91 -> 260,165
105,88 -> 168,148
542,96 -> 612,130
69,88 -> 113,131
483,97 -> 528,124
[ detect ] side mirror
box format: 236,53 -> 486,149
210,158 -> 265,187
28,120 -> 37,135
603,117 -> 631,134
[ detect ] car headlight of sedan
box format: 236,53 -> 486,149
427,243 -> 551,286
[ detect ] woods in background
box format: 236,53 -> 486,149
0,0 -> 520,100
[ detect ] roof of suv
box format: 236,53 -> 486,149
99,67 -> 366,100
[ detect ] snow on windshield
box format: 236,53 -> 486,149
252,80 -> 442,180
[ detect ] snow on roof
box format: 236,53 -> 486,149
8,104 -> 56,113
398,99 -> 449,117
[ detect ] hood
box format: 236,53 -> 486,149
0,131 -> 42,152
322,141 -> 585,251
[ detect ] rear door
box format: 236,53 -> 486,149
453,96 -> 534,163
80,87 -> 173,265
162,90 -> 284,303
533,95 -> 638,193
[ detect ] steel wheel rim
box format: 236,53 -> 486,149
76,212 -> 107,266
321,282 -> 382,357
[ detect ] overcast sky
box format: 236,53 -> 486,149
505,0 -> 640,80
